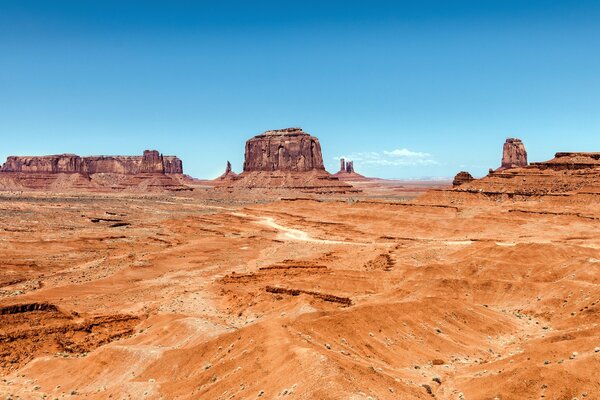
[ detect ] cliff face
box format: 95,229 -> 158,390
1,150 -> 183,175
217,128 -> 356,193
500,138 -> 528,170
243,128 -> 325,172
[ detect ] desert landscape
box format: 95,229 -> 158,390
3,2 -> 600,398
0,128 -> 599,400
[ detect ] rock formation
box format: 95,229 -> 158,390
338,158 -> 355,174
444,151 -> 600,199
499,138 -> 528,170
0,150 -> 189,192
243,128 -> 324,172
452,171 -> 474,187
1,150 -> 183,175
346,161 -> 354,173
217,128 -> 356,193
334,158 -> 370,182
216,161 -> 238,181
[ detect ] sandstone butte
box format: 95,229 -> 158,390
216,127 -> 357,193
498,137 -> 528,170
0,150 -> 190,192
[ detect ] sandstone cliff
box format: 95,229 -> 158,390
243,128 -> 325,172
216,161 -> 238,181
217,128 -> 356,194
0,150 -> 188,192
1,150 -> 183,175
499,138 -> 528,170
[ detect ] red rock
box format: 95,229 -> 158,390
243,128 -> 325,172
0,150 -> 188,192
218,128 -> 356,193
452,171 -> 474,187
499,138 -> 528,170
216,161 -> 238,181
531,152 -> 600,170
334,159 -> 371,182
1,150 -> 183,175
448,151 -> 600,198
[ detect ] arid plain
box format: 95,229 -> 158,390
1,131 -> 600,399
1,185 -> 600,399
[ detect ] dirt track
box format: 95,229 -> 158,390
0,191 -> 599,399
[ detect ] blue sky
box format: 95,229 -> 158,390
1,1 -> 599,179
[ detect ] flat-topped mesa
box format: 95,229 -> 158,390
243,127 -> 325,172
1,150 -> 184,175
217,128 -> 357,193
499,138 -> 528,170
530,152 -> 600,170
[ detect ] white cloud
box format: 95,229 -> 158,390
335,148 -> 437,167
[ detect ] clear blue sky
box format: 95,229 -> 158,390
1,1 -> 599,179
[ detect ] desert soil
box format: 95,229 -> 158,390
0,188 -> 599,399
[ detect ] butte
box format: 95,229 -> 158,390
216,127 -> 356,194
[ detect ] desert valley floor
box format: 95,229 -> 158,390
1,187 -> 599,400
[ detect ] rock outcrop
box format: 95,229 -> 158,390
0,150 -> 189,192
1,150 -> 183,175
243,128 -> 324,172
443,151 -> 600,200
216,161 -> 238,181
499,138 -> 528,170
338,158 -> 355,174
217,128 -> 356,194
334,158 -> 369,182
452,171 -> 474,187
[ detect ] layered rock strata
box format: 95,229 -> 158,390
0,150 -> 189,192
499,138 -> 528,170
443,152 -> 600,200
1,150 -> 183,175
218,128 -> 356,193
243,128 -> 324,172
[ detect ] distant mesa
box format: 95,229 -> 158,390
217,127 -> 357,193
530,152 -> 600,170
0,150 -> 190,192
1,150 -> 183,175
498,138 -> 528,171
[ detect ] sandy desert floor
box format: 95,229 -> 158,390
1,188 -> 599,399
